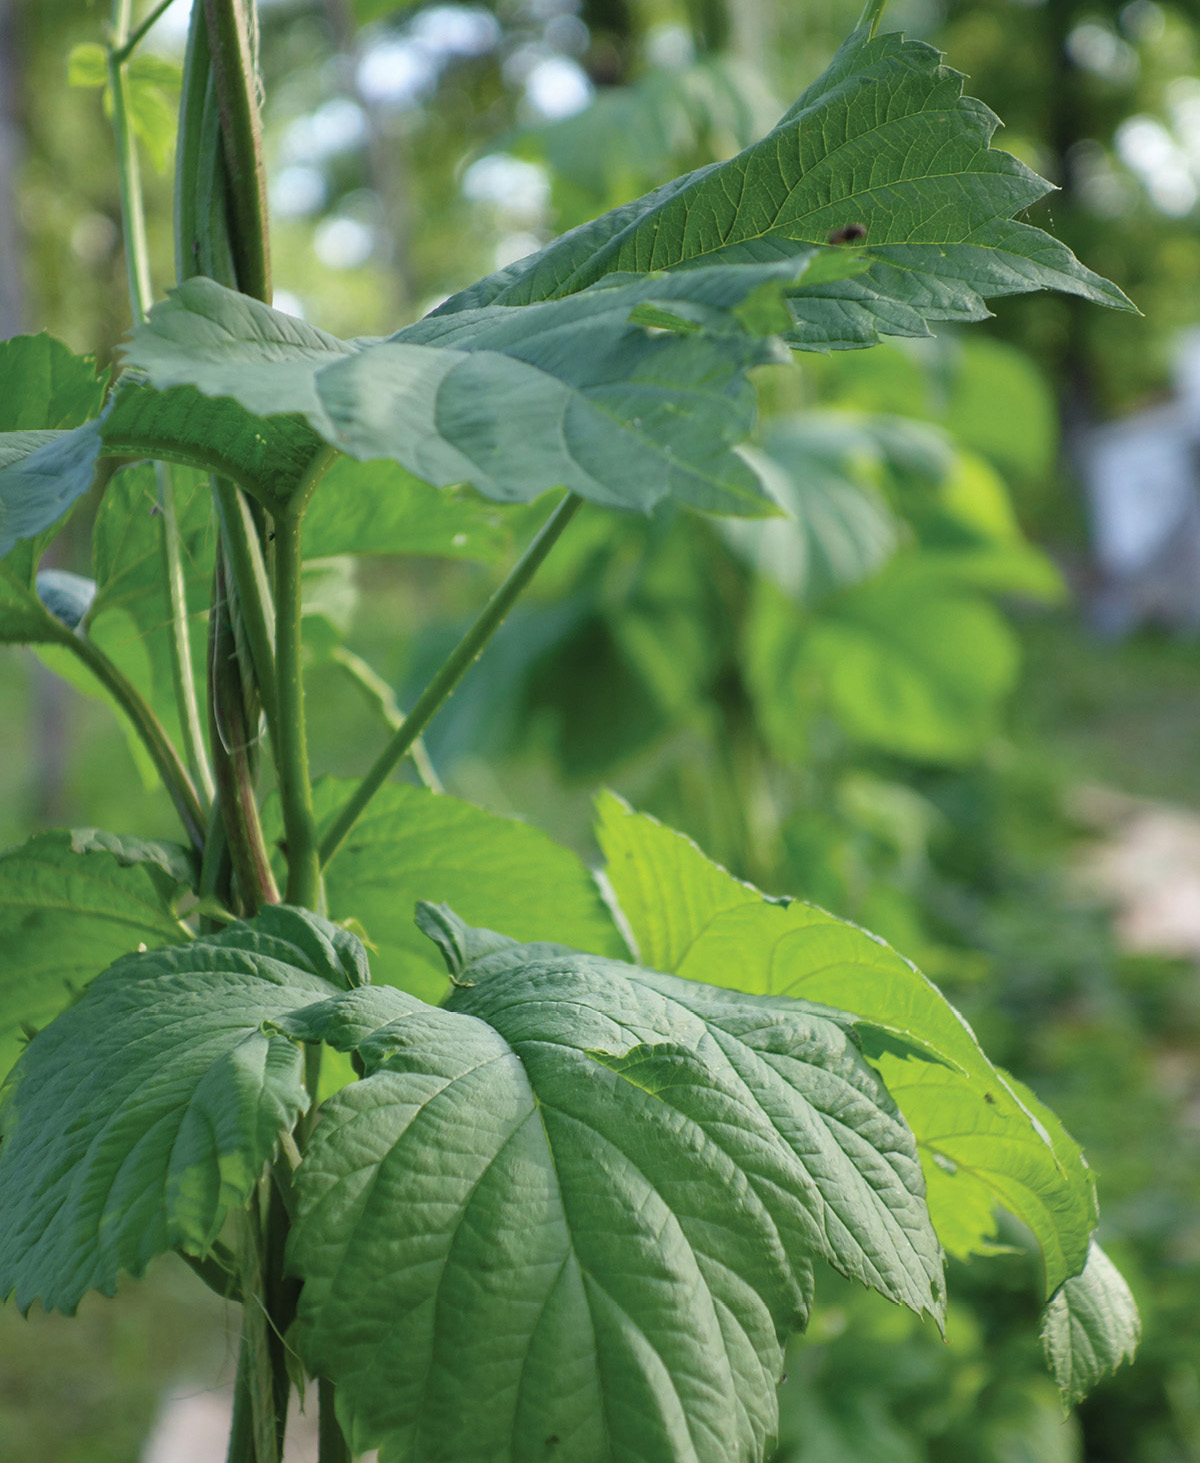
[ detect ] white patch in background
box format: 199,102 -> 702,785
313,216 -> 376,270
522,55 -> 592,120
270,165 -> 326,220
461,154 -> 550,224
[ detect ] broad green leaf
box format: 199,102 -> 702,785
302,456 -> 507,562
287,905 -> 942,1463
120,262 -> 870,517
0,332 -> 108,432
946,338 -> 1059,483
594,794 -> 1097,1294
101,380 -> 327,513
1041,1241 -> 1140,1406
0,906 -> 366,1313
264,780 -> 624,1004
724,416 -> 902,603
800,557 -> 1021,762
436,25 -> 1131,344
0,829 -> 194,1080
90,462 -> 215,627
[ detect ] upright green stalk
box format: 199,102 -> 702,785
108,0 -> 215,806
320,492 -> 583,867
273,452 -> 335,908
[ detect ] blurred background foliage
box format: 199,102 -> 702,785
1,0 -> 1199,1458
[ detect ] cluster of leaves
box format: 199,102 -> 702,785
0,12 -> 1144,1462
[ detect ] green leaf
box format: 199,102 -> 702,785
0,906 -> 367,1313
302,456 -> 507,562
119,263 -> 867,517
287,905 -> 942,1463
594,793 -> 1098,1294
0,830 -> 194,1081
724,416 -> 902,603
0,333 -> 108,431
799,556 -> 1021,762
1041,1241 -> 1140,1406
101,380 -> 327,514
264,780 -> 624,1004
436,25 -> 1131,344
66,42 -> 107,89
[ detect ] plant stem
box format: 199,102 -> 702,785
112,0 -> 175,63
202,0 -> 270,302
209,555 -> 280,913
275,504 -> 322,908
213,476 -> 279,746
857,0 -> 889,35
330,645 -> 443,792
108,0 -> 215,807
62,627 -> 206,850
320,492 -> 583,867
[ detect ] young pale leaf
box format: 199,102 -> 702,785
436,24 -> 1132,346
287,905 -> 942,1463
0,906 -> 367,1314
119,261 -> 858,518
594,793 -> 1098,1296
1041,1241 -> 1140,1406
264,780 -> 624,1003
0,829 -> 194,1079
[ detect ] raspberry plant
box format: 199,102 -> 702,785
0,1 -> 1141,1459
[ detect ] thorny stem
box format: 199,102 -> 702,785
320,492 -> 584,868
108,0 -> 215,806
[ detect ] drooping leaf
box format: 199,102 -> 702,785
0,906 -> 367,1313
1041,1241 -> 1140,1406
436,24 -> 1132,347
594,793 -> 1098,1295
724,416 -> 902,603
286,904 -> 942,1463
119,261 -> 870,517
0,421 -> 103,559
0,829 -> 194,1081
263,780 -> 624,1004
